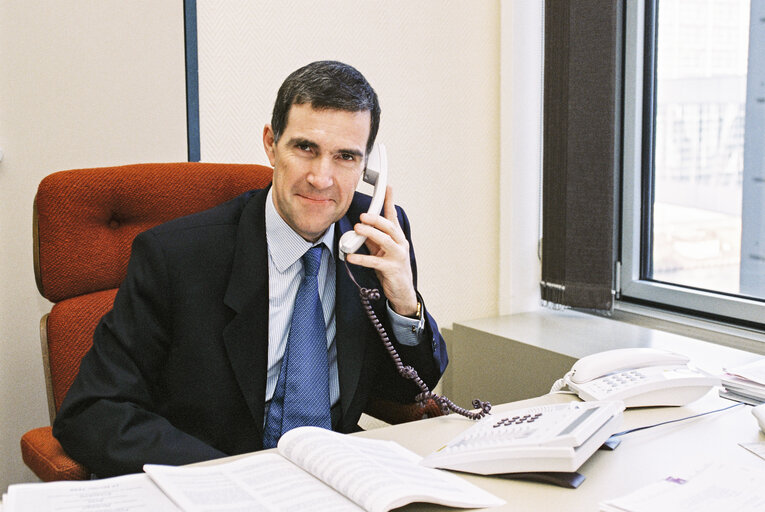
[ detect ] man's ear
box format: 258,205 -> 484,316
263,124 -> 277,166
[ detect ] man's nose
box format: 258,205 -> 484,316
307,156 -> 334,189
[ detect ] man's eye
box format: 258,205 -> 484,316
340,153 -> 355,161
297,143 -> 312,152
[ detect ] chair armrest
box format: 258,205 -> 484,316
20,426 -> 89,481
364,398 -> 444,425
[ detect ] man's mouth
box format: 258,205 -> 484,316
297,194 -> 334,204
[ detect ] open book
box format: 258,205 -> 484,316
4,427 -> 504,512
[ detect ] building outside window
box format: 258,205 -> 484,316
620,0 -> 765,328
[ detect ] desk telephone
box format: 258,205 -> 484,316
552,348 -> 719,408
341,143 -> 491,420
422,400 -> 625,475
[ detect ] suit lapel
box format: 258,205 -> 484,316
222,188 -> 270,436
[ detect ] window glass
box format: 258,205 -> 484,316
651,0 -> 760,300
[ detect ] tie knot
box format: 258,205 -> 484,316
302,245 -> 323,277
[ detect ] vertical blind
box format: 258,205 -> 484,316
541,0 -> 623,311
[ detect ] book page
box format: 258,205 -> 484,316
278,426 -> 504,512
4,473 -> 180,512
144,452 -> 362,512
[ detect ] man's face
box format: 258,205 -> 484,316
263,103 -> 371,242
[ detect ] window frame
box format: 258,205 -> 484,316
619,0 -> 765,328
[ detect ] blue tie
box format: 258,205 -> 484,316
263,245 -> 332,448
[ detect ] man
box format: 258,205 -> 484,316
53,61 -> 448,477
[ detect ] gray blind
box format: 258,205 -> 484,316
541,0 -> 622,311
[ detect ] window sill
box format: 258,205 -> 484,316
441,308 -> 762,409
613,301 -> 765,356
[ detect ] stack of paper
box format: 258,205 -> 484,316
719,358 -> 765,405
599,463 -> 765,512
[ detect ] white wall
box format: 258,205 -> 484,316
197,0 -> 503,327
0,2 -> 187,490
0,0 -> 545,491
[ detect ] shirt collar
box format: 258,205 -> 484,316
265,188 -> 336,272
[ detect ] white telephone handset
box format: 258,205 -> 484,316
555,348 -> 719,408
338,142 -> 388,261
568,348 -> 690,384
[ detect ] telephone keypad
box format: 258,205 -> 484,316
592,370 -> 648,395
492,413 -> 542,428
446,406 -> 598,451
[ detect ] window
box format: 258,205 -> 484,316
620,0 -> 765,327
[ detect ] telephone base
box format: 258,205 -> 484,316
421,401 -> 624,475
488,435 -> 622,488
569,365 -> 718,408
495,471 -> 586,489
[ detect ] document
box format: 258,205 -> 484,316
739,441 -> 765,461
3,473 -> 180,511
599,463 -> 765,512
4,427 -> 504,512
725,358 -> 765,385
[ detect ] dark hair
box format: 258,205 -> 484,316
271,61 -> 381,154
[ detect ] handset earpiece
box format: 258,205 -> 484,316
339,142 -> 388,260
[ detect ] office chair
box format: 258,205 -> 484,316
21,162 -> 273,481
21,161 -> 441,482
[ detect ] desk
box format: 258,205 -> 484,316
353,391 -> 764,511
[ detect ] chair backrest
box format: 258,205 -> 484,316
35,162 -> 273,422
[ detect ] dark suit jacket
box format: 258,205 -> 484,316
53,187 -> 448,477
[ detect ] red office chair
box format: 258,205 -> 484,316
21,162 -> 273,481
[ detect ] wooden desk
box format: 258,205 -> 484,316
354,391 -> 765,511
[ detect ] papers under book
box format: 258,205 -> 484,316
3,426 -> 504,512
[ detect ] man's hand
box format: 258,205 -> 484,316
345,186 -> 419,317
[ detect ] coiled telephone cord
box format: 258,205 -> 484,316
345,262 -> 491,420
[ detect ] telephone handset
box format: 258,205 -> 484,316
338,142 -> 388,260
552,348 -> 719,408
340,142 -> 491,421
568,348 -> 690,384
